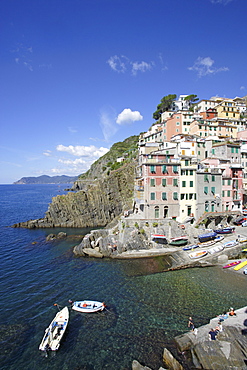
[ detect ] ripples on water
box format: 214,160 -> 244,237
0,185 -> 247,370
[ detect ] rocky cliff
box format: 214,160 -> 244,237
12,161 -> 136,229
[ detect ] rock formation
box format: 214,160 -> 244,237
12,162 -> 135,229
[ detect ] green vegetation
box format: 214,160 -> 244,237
153,94 -> 177,121
78,135 -> 139,180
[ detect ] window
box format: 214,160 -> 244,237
162,192 -> 167,200
205,201 -> 209,212
212,175 -> 215,182
162,178 -> 166,187
190,181 -> 193,187
173,192 -> 178,200
204,174 -> 209,182
228,179 -> 231,185
150,165 -> 156,174
173,165 -> 178,173
162,165 -> 167,174
211,203 -> 215,212
204,186 -> 208,194
182,181 -> 186,187
185,160 -> 189,166
173,178 -> 178,186
150,178 -> 155,187
181,194 -> 185,200
211,187 -> 215,194
190,170 -> 193,175
222,190 -> 225,197
212,149 -> 215,155
189,193 -> 193,200
151,192 -> 155,200
154,206 -> 159,219
227,190 -> 231,197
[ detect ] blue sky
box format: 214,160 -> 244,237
1,0 -> 247,183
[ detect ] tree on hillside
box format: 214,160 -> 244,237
184,94 -> 199,110
153,94 -> 177,121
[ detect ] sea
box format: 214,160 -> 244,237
0,184 -> 247,370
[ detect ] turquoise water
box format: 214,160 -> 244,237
0,185 -> 247,370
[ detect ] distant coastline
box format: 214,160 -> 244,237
13,175 -> 78,185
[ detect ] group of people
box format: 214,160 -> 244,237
188,307 -> 237,341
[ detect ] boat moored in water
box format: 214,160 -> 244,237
223,260 -> 241,269
183,244 -> 199,251
198,232 -> 217,243
70,300 -> 106,313
39,306 -> 69,351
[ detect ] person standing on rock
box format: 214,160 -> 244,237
188,317 -> 195,331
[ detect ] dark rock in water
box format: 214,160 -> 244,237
46,233 -> 57,241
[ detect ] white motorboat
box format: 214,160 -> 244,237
71,300 -> 105,313
39,306 -> 69,351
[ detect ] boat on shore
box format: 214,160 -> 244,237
233,260 -> 247,271
198,240 -> 216,248
214,235 -> 224,243
183,244 -> 199,251
189,250 -> 208,259
169,236 -> 188,246
208,245 -> 224,255
214,226 -> 235,234
223,261 -> 241,269
198,232 -> 217,243
223,240 -> 238,248
70,300 -> 106,313
39,306 -> 69,351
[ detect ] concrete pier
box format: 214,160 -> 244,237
175,306 -> 247,369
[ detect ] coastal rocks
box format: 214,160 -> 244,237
12,162 -> 135,229
46,232 -> 67,241
174,306 -> 247,370
162,348 -> 183,370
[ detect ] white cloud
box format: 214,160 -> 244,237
131,61 -> 153,75
107,54 -> 153,75
116,108 -> 143,125
188,56 -> 229,77
56,144 -> 109,158
107,55 -> 129,73
240,86 -> 246,91
12,43 -> 33,71
99,107 -> 118,141
68,126 -> 78,134
43,150 -> 52,157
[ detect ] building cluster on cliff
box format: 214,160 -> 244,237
133,94 -> 247,223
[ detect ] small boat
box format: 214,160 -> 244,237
198,232 -> 217,243
39,306 -> 69,351
71,300 -> 105,313
151,234 -> 167,239
208,245 -> 224,255
198,240 -> 216,248
239,238 -> 247,243
151,234 -> 167,244
214,235 -> 224,243
169,236 -> 188,246
183,244 -> 199,251
189,250 -> 208,259
214,226 -> 235,234
233,260 -> 247,271
223,260 -> 241,269
223,240 -> 238,248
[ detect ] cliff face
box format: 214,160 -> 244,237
12,162 -> 135,229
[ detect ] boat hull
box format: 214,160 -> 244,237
72,300 -> 105,313
189,250 -> 208,259
39,306 -> 69,351
233,260 -> 247,271
223,261 -> 241,269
